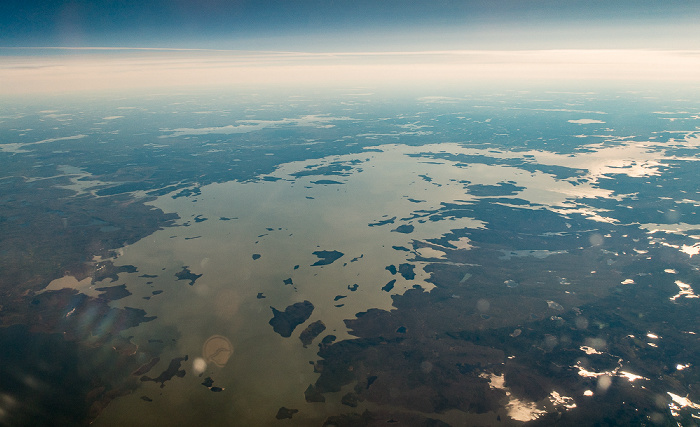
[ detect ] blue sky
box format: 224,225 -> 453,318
2,0 -> 699,51
3,1 -> 699,95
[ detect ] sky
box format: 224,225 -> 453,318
2,0 -> 699,51
2,1 -> 700,95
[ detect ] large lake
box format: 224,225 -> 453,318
1,87 -> 699,425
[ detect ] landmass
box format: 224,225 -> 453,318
275,407 -> 298,420
311,250 -> 344,266
311,179 -> 344,185
381,280 -> 396,292
309,200 -> 700,424
131,357 -> 160,376
175,266 -> 202,286
269,301 -> 314,337
322,410 -> 450,426
96,284 -> 132,301
391,224 -> 414,234
140,355 -> 188,388
299,320 -> 326,347
201,377 -> 225,392
368,216 -> 396,227
398,263 -> 415,280
93,263 -> 139,284
304,384 -> 325,402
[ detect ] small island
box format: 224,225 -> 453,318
269,301 -> 314,337
311,250 -> 344,266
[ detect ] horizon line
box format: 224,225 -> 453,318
3,46 -> 700,56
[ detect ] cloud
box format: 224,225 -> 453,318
2,49 -> 700,95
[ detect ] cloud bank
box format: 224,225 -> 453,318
2,49 -> 700,95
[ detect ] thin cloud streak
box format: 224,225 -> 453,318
2,46 -> 297,55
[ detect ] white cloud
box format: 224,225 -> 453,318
2,49 -> 700,95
